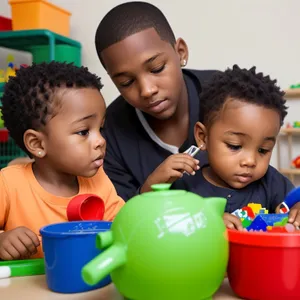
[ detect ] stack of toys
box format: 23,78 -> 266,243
232,203 -> 295,233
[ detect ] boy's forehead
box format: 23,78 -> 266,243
215,99 -> 281,136
101,28 -> 173,74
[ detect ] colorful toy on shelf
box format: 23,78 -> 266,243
285,121 -> 300,128
81,184 -> 229,300
291,156 -> 300,168
0,69 -> 5,83
290,83 -> 300,89
0,110 -> 4,128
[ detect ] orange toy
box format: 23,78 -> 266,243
291,156 -> 300,168
9,0 -> 71,37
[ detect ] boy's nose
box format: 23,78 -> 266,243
240,154 -> 256,168
94,134 -> 106,149
139,77 -> 158,99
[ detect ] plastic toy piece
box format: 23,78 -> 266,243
246,215 -> 268,232
0,258 -> 45,279
274,217 -> 288,227
259,214 -> 289,226
290,83 -> 300,89
291,156 -> 300,169
242,218 -> 252,228
247,203 -> 263,215
242,207 -> 255,219
67,194 -> 105,221
183,145 -> 201,175
184,145 -> 201,157
279,187 -> 300,214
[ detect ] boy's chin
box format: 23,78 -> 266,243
227,180 -> 252,190
79,168 -> 99,178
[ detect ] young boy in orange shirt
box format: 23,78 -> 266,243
0,62 -> 124,260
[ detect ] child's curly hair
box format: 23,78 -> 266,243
1,61 -> 103,155
199,64 -> 288,127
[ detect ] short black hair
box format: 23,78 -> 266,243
95,1 -> 176,66
199,64 -> 288,126
1,61 -> 103,155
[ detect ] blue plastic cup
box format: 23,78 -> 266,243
40,221 -> 112,293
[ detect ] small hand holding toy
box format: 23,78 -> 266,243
223,213 -> 244,231
276,187 -> 300,228
140,145 -> 200,193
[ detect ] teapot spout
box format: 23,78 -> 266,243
82,244 -> 126,286
206,197 -> 226,217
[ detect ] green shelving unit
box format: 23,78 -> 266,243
0,29 -> 82,168
0,29 -> 81,65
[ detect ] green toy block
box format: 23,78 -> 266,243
274,217 -> 288,227
242,218 -> 252,228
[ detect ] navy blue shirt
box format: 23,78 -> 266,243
173,164 -> 295,213
103,69 -> 217,201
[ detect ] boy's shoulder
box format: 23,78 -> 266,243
261,165 -> 294,193
1,163 -> 30,180
105,95 -> 138,129
184,69 -> 219,86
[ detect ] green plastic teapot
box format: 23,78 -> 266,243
82,184 -> 228,300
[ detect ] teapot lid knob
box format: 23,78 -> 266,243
151,183 -> 172,192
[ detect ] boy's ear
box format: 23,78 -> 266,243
175,38 -> 189,67
23,129 -> 47,158
194,122 -> 208,151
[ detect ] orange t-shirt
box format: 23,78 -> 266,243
0,163 -> 125,258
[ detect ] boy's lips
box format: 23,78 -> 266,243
147,99 -> 168,113
235,173 -> 253,183
93,156 -> 104,167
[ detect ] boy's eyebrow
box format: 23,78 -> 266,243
112,52 -> 164,78
224,131 -> 276,142
144,52 -> 164,64
72,114 -> 96,124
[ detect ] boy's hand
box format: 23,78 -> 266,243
223,213 -> 244,231
287,202 -> 300,227
141,153 -> 200,193
0,227 -> 40,260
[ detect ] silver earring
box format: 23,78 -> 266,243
181,59 -> 187,67
38,151 -> 42,156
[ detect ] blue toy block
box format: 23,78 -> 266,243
258,213 -> 289,226
246,215 -> 268,231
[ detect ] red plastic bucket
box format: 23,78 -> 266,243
227,229 -> 300,299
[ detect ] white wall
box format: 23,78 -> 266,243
1,0 -> 300,168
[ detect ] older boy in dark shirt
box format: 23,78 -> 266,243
95,2 -> 216,200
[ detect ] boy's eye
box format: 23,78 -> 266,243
119,79 -> 134,87
226,143 -> 241,151
151,64 -> 165,74
258,148 -> 269,155
77,130 -> 89,136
